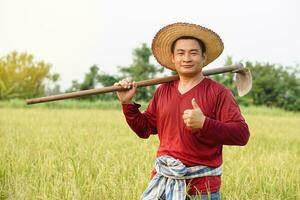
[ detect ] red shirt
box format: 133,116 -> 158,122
122,77 -> 250,194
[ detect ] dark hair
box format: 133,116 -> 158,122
171,36 -> 206,54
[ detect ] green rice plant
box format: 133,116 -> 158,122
0,107 -> 299,199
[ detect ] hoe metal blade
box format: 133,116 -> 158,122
233,67 -> 252,96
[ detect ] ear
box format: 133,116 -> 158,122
202,52 -> 207,63
171,53 -> 175,64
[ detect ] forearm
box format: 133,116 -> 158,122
122,103 -> 157,139
199,117 -> 250,145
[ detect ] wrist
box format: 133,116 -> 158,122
201,116 -> 206,128
121,100 -> 134,104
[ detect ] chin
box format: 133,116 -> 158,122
178,69 -> 201,76
179,71 -> 199,77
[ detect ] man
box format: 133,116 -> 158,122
115,22 -> 250,200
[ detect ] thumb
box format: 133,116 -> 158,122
192,98 -> 200,109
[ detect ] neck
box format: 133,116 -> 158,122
178,72 -> 204,87
177,72 -> 205,94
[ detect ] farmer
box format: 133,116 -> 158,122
115,22 -> 250,200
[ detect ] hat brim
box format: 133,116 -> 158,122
152,22 -> 224,70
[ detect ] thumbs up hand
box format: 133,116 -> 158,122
182,98 -> 206,130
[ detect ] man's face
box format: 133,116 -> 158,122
171,39 -> 207,77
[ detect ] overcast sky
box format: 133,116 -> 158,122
1,0 -> 299,89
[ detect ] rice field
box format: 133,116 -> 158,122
0,106 -> 299,199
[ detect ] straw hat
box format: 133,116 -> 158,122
152,22 -> 224,70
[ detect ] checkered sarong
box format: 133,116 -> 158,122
141,155 -> 222,200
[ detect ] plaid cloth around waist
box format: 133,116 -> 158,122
140,155 -> 222,200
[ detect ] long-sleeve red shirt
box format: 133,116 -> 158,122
122,77 -> 250,194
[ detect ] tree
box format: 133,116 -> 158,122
97,73 -> 119,87
45,73 -> 61,95
66,43 -> 164,101
96,72 -> 120,100
0,51 -> 54,100
210,56 -> 236,93
211,57 -> 300,111
66,65 -> 101,100
246,62 -> 300,111
66,65 -> 120,100
79,65 -> 99,91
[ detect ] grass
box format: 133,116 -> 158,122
0,105 -> 299,199
1,99 -> 299,116
0,99 -> 123,110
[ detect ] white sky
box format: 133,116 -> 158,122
1,0 -> 299,89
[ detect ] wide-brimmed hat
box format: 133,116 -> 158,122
152,22 -> 224,70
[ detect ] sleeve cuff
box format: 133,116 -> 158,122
194,116 -> 213,136
202,116 -> 211,132
122,102 -> 141,114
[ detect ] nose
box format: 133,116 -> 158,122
183,53 -> 192,62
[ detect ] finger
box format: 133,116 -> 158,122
192,98 -> 200,109
185,121 -> 191,127
132,81 -> 137,88
183,116 -> 191,123
126,83 -> 132,89
120,80 -> 132,89
183,119 -> 188,125
120,79 -> 131,84
183,109 -> 192,115
182,114 -> 189,120
118,81 -> 126,88
125,79 -> 134,89
120,79 -> 127,83
119,80 -> 125,85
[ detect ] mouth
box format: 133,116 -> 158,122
181,65 -> 194,68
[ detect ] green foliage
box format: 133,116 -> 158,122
211,56 -> 300,111
97,73 -> 118,87
246,62 -> 300,111
45,73 -> 61,95
68,65 -> 106,101
4,47 -> 298,112
210,56 -> 235,94
80,65 -> 99,90
66,65 -> 119,101
66,43 -> 163,101
66,65 -> 99,93
0,99 -> 148,111
0,51 -> 54,100
96,71 -> 120,101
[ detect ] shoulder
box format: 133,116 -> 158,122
203,77 -> 229,94
155,81 -> 176,93
200,78 -> 236,103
